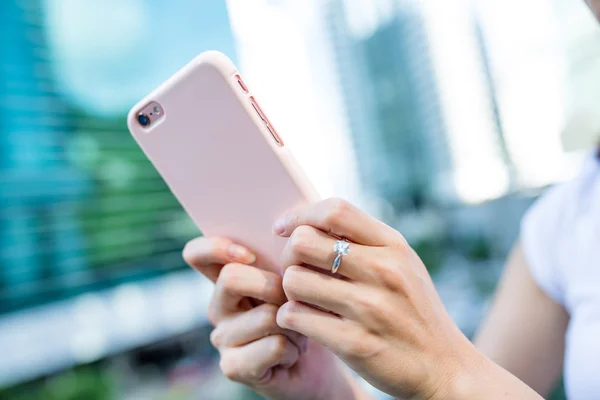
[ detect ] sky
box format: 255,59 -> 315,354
42,0 -> 237,116
225,0 -> 364,203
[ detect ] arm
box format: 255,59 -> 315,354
474,243 -> 569,397
272,199 -> 545,400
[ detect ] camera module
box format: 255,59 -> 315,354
138,113 -> 150,127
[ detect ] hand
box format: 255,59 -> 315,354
183,237 -> 371,400
273,199 -> 542,400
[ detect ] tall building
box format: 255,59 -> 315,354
417,0 -> 512,203
472,0 -> 580,188
0,0 -> 240,387
326,0 -> 451,208
228,0 -> 570,208
225,0 -> 363,203
0,0 -> 89,298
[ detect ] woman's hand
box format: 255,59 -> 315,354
273,198 -> 543,400
183,237 -> 372,400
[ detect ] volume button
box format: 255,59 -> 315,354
236,74 -> 249,94
266,123 -> 284,147
250,96 -> 267,121
249,96 -> 283,146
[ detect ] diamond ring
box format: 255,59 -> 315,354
332,240 -> 350,274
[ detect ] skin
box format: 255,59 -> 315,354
475,245 -> 569,396
271,199 -> 542,399
183,236 -> 371,400
184,199 -> 541,399
471,2 -> 600,390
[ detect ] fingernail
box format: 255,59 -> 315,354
273,217 -> 285,235
227,244 -> 256,264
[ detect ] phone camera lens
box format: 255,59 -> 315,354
138,113 -> 150,127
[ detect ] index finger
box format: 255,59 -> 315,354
183,237 -> 256,283
273,198 -> 404,246
211,263 -> 287,320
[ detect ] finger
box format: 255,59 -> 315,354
282,265 -> 361,319
219,334 -> 299,385
281,225 -> 374,281
210,303 -> 307,353
210,264 -> 286,322
273,198 -> 404,247
277,301 -> 362,357
183,237 -> 256,282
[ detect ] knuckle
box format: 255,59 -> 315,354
209,328 -> 221,348
206,301 -> 219,326
276,304 -> 296,329
263,273 -> 284,302
396,234 -> 410,250
257,304 -> 279,330
281,266 -> 303,299
324,198 -> 350,227
218,263 -> 243,291
286,213 -> 300,231
354,291 -> 385,315
394,239 -> 412,256
389,238 -> 413,262
248,368 -> 268,383
289,226 -> 315,257
340,333 -> 377,360
182,239 -> 200,265
370,259 -> 398,284
268,335 -> 288,359
340,337 -> 364,358
219,355 -> 240,382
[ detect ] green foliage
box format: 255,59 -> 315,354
0,366 -> 114,400
412,238 -> 446,275
460,235 -> 493,262
548,378 -> 567,400
68,111 -> 192,268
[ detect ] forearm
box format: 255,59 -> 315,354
434,351 -> 543,400
472,244 -> 568,396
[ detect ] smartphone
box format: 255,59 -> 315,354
127,51 -> 319,273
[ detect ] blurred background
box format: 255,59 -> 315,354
1,0 -> 599,399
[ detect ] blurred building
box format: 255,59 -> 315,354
1,1 -> 593,399
0,0 -> 89,303
473,0 -> 584,188
0,0 -> 238,393
326,0 -> 451,208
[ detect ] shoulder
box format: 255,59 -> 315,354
521,154 -> 600,304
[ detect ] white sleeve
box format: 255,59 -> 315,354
520,185 -> 568,305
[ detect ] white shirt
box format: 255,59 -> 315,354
521,153 -> 600,400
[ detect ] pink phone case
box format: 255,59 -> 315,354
127,51 -> 319,273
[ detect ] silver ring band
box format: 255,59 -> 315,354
332,240 -> 350,274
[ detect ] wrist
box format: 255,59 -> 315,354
322,362 -> 373,400
428,347 -> 487,400
427,344 -> 543,400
